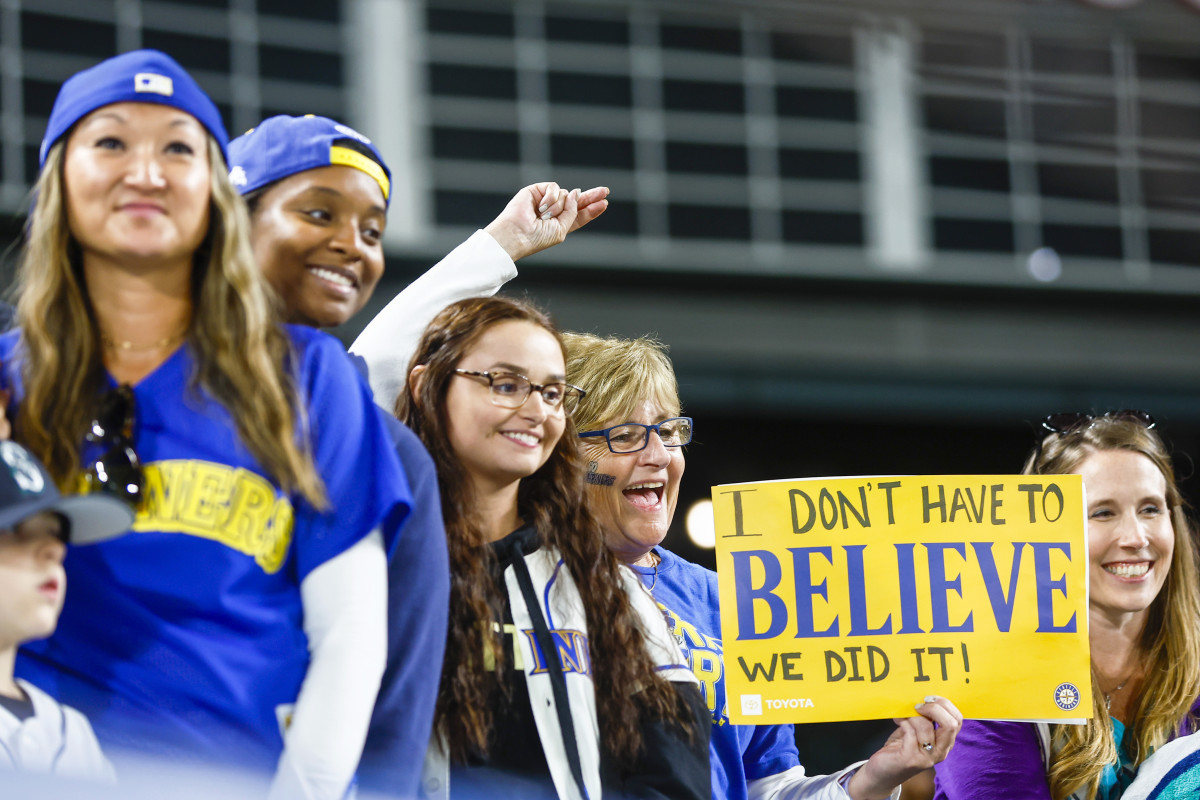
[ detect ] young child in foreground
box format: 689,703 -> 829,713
0,439 -> 132,780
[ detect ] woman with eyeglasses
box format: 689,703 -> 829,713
563,332 -> 962,800
934,413 -> 1200,800
0,51 -> 408,798
398,296 -> 711,799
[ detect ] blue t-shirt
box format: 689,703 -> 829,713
5,326 -> 411,773
631,546 -> 800,800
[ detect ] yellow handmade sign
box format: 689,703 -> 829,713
714,475 -> 1090,725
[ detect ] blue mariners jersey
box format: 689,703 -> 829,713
632,547 -> 800,800
3,326 -> 411,772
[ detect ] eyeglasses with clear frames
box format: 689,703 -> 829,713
578,417 -> 694,454
454,369 -> 586,415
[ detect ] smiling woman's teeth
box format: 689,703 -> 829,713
1104,562 -> 1150,578
310,267 -> 353,288
626,482 -> 664,492
503,432 -> 538,446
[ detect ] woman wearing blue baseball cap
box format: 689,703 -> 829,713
227,114 -> 609,402
227,112 -> 609,796
2,50 -> 409,799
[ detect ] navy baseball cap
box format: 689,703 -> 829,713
0,441 -> 133,545
39,49 -> 229,167
228,115 -> 391,207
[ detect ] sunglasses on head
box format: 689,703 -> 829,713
1031,409 -> 1157,471
1041,410 -> 1156,435
82,384 -> 144,509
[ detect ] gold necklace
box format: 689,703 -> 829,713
100,327 -> 187,353
643,550 -> 660,591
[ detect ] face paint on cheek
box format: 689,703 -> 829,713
586,461 -> 616,486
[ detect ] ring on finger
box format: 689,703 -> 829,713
921,742 -> 934,752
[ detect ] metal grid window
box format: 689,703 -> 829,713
0,0 -> 347,211
420,0 -> 1200,291
921,21 -> 1200,273
423,1 -> 864,261
3,0 -> 1199,291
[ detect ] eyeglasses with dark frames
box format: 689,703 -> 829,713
578,417 -> 694,454
82,384 -> 144,509
454,369 -> 586,415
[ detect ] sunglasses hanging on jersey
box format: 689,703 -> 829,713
82,384 -> 144,510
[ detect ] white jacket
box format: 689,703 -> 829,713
420,545 -> 696,800
351,230 -> 516,411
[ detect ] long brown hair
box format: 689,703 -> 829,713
16,137 -> 324,505
1025,417 -> 1200,799
397,296 -> 682,764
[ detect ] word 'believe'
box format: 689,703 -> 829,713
732,542 -> 1076,640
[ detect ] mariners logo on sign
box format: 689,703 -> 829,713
1054,682 -> 1081,711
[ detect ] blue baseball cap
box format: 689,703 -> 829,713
0,441 -> 133,545
39,49 -> 229,167
228,115 -> 391,207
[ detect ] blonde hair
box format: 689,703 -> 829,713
1026,418 -> 1200,799
561,332 -> 681,432
16,137 -> 325,506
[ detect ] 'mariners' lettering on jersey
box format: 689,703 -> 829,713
134,459 -> 294,573
482,624 -> 593,678
524,629 -> 591,678
659,604 -> 728,726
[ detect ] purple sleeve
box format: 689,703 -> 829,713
933,720 -> 1051,800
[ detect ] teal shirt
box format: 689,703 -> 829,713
1098,716 -> 1137,799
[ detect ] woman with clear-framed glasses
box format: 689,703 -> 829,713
934,413 -> 1200,800
0,50 -> 408,798
564,331 -> 964,800
397,295 -> 711,799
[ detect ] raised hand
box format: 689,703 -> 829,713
484,181 -> 610,261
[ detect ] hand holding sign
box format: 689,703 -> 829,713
846,696 -> 963,800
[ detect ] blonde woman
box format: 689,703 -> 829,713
3,50 -> 408,799
565,332 -> 962,800
934,413 -> 1200,800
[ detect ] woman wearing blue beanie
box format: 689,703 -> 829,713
4,50 -> 409,799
